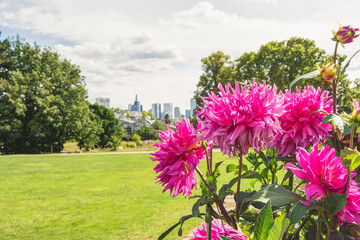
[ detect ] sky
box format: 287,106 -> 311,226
1,0 -> 360,114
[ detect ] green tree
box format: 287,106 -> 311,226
164,114 -> 171,124
88,104 -> 124,148
152,119 -> 164,131
142,110 -> 154,119
194,51 -> 235,107
235,37 -> 326,90
136,127 -> 159,140
0,37 -> 89,153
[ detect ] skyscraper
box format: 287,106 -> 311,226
185,109 -> 191,119
96,98 -> 110,108
174,107 -> 181,119
151,103 -> 162,119
190,98 -> 196,117
163,103 -> 173,119
130,95 -> 142,112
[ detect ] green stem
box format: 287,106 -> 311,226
293,218 -> 308,240
332,41 -> 340,151
206,204 -> 212,240
195,167 -> 236,229
350,125 -> 356,149
316,214 -> 322,240
235,150 -> 243,221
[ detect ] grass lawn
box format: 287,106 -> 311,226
0,152 -> 254,240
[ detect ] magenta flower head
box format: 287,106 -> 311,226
150,118 -> 206,198
197,81 -> 283,157
352,99 -> 360,123
332,22 -> 359,48
272,86 -> 333,157
284,143 -> 347,204
336,179 -> 360,225
190,219 -> 248,240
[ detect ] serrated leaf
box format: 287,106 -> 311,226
289,202 -> 311,224
252,184 -> 300,207
268,213 -> 290,240
192,197 -> 210,218
323,193 -> 347,216
289,70 -> 319,89
322,114 -> 346,133
254,200 -> 274,240
341,148 -> 360,171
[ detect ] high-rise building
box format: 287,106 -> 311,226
152,103 -> 162,119
190,99 -> 196,117
174,107 -> 181,119
185,109 -> 191,119
163,103 -> 173,119
130,95 -> 142,112
96,98 -> 110,108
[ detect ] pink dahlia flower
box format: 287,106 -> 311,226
336,179 -> 360,225
352,99 -> 360,123
150,118 -> 206,198
190,219 -> 248,240
197,81 -> 283,156
272,86 -> 332,157
284,143 -> 347,203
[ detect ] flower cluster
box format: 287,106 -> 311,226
284,143 -> 360,224
332,22 -> 359,47
272,86 -> 333,157
150,118 -> 205,197
197,81 -> 284,156
190,219 -> 248,240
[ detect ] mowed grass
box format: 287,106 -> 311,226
0,152 -> 254,240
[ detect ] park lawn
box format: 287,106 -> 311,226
0,152 -> 255,240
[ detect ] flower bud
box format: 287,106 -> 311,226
317,63 -> 336,82
352,99 -> 360,123
332,22 -> 359,48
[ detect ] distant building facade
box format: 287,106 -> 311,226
163,103 -> 173,119
190,99 -> 196,117
174,107 -> 181,119
96,98 -> 110,108
151,103 -> 162,119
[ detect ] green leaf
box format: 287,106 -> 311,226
219,236 -> 233,240
289,70 -> 319,89
280,170 -> 293,186
322,114 -> 346,133
226,163 -> 238,173
235,191 -> 256,216
341,148 -> 360,171
340,49 -> 360,76
254,200 -> 274,240
158,215 -> 193,239
268,213 -> 290,240
252,184 -> 301,207
192,197 -> 210,218
242,170 -> 261,179
323,193 -> 347,216
289,202 -> 311,224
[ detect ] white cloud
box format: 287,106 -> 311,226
159,2 -> 243,28
56,34 -> 181,85
236,0 -> 278,4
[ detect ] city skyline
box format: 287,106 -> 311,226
1,0 -> 360,112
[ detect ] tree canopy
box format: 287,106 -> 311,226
0,37 -> 89,153
194,37 -> 359,114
